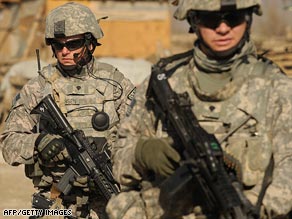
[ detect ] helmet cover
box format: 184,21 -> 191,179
45,2 -> 103,44
174,0 -> 262,20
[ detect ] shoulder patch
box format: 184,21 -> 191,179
5,92 -> 21,122
126,87 -> 136,117
127,87 -> 136,101
12,93 -> 21,107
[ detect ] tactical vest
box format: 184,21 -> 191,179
41,61 -> 123,138
26,60 -> 124,188
157,50 -> 276,188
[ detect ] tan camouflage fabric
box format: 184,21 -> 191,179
45,2 -> 103,42
174,0 -> 262,20
107,40 -> 292,219
0,57 -> 135,219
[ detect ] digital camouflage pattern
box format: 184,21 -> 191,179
106,40 -> 292,219
174,0 -> 262,20
45,2 -> 104,42
0,57 -> 135,219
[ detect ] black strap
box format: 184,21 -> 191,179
255,154 -> 274,215
155,49 -> 193,78
157,49 -> 193,69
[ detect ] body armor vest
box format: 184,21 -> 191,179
41,61 -> 121,139
156,52 -> 274,188
27,60 -> 123,188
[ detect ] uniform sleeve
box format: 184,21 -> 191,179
245,76 -> 292,217
113,69 -> 136,121
112,77 -> 156,187
0,76 -> 44,166
263,77 -> 292,216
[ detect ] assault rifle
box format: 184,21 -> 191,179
145,61 -> 257,219
31,94 -> 120,201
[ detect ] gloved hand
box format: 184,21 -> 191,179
135,137 -> 181,177
36,134 -> 70,163
73,176 -> 90,192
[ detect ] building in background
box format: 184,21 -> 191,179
0,0 -> 171,63
0,0 -> 291,88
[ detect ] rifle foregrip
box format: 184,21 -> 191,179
215,166 -> 242,211
91,167 -> 120,201
56,167 -> 78,195
34,95 -> 120,200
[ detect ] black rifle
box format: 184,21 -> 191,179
31,94 -> 119,201
145,62 -> 257,219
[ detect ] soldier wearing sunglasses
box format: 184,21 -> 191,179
0,2 -> 135,219
106,0 -> 292,219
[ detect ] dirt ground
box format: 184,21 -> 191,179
0,159 -> 35,219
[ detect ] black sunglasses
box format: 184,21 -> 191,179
51,38 -> 85,51
196,10 -> 248,29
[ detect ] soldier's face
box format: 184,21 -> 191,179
197,12 -> 247,53
52,34 -> 88,66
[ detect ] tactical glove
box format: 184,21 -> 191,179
72,175 -> 90,192
135,137 -> 180,177
36,134 -> 70,163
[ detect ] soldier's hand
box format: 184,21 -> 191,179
135,137 -> 180,177
36,134 -> 70,163
73,176 -> 90,191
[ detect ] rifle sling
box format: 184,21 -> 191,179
255,154 -> 274,215
153,49 -> 275,217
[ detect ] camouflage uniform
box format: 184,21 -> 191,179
0,58 -> 135,219
106,1 -> 292,219
0,2 -> 135,219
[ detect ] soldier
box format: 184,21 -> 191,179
106,0 -> 292,218
0,2 -> 135,219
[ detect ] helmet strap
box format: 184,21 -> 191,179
73,33 -> 95,68
52,33 -> 97,76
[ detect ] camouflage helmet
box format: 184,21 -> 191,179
45,2 -> 103,45
174,0 -> 262,20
